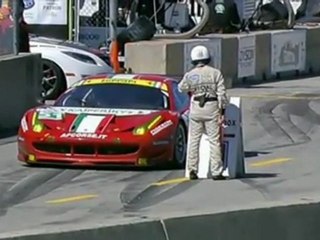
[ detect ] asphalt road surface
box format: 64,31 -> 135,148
1,77 -> 320,235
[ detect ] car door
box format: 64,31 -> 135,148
171,81 -> 190,125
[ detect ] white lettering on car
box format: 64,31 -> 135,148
60,133 -> 107,139
150,120 -> 173,136
52,107 -> 155,116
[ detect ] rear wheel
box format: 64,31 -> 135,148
173,122 -> 187,168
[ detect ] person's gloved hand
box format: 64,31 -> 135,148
218,114 -> 225,126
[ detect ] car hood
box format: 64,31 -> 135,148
29,106 -> 166,135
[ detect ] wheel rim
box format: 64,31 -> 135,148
174,125 -> 186,165
42,63 -> 58,98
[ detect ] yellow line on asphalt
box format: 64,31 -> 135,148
151,177 -> 189,186
46,194 -> 98,204
250,158 -> 292,167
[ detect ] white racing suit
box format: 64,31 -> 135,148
178,64 -> 228,177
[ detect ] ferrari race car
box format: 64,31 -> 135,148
17,74 -> 190,168
29,36 -> 114,100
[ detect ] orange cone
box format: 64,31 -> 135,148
109,40 -> 121,73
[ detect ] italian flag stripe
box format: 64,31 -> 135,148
72,113 -> 87,132
73,114 -> 106,133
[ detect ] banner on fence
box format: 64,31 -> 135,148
271,30 -> 306,74
23,0 -> 67,25
238,35 -> 256,78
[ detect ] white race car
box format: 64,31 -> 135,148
29,36 -> 114,100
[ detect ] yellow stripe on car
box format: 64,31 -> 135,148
133,115 -> 163,136
32,112 -> 37,125
81,78 -> 168,91
147,116 -> 162,130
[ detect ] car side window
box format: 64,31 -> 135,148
172,81 -> 190,111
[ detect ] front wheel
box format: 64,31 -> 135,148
172,122 -> 187,168
41,59 -> 66,100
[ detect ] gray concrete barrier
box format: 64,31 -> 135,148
164,201 -> 320,240
0,219 -> 167,240
125,26 -> 320,87
1,201 -> 320,240
0,53 -> 42,133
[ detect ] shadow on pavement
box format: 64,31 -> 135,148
22,162 -> 183,172
245,151 -> 271,158
241,173 -> 278,179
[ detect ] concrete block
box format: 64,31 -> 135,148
164,202 -> 320,240
0,220 -> 167,240
0,53 -> 42,131
296,26 -> 320,74
125,26 -> 320,88
253,31 -> 272,81
125,40 -> 185,75
269,29 -> 308,80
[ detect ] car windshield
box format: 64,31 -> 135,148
54,84 -> 170,110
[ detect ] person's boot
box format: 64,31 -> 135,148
189,170 -> 198,180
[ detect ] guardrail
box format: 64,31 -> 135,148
0,200 -> 320,240
124,25 -> 320,88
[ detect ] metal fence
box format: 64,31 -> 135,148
74,0 -> 203,49
0,0 -> 19,57
75,0 -> 126,49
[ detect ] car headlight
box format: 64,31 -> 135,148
31,112 -> 45,133
33,122 -> 45,133
133,126 -> 147,135
62,51 -> 97,65
133,116 -> 162,136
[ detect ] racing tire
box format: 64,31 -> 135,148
172,122 -> 187,168
41,59 -> 66,100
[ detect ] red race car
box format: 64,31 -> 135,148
17,74 -> 190,168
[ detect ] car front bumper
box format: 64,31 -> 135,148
17,134 -> 173,167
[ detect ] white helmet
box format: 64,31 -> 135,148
190,45 -> 210,62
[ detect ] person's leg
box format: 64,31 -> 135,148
205,115 -> 224,180
187,118 -> 204,179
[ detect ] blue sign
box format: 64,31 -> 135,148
23,0 -> 35,10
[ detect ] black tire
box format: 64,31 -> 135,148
172,122 -> 187,168
42,59 -> 66,100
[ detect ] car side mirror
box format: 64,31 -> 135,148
44,100 -> 55,106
